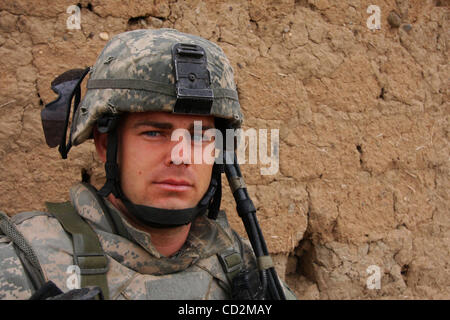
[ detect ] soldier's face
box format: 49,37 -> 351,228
95,111 -> 216,211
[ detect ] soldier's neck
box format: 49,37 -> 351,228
107,194 -> 191,257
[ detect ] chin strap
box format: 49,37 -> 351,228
119,177 -> 218,228
97,116 -> 123,199
97,115 -> 222,228
207,163 -> 223,220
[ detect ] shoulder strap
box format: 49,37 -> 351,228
0,211 -> 47,290
45,202 -> 110,299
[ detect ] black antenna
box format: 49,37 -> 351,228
223,150 -> 286,300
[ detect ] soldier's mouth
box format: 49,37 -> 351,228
153,179 -> 193,192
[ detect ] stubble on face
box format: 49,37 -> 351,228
116,111 -> 215,210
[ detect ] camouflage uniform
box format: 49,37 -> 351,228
0,183 -> 268,299
0,29 -> 296,300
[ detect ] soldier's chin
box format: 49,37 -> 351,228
147,198 -> 196,210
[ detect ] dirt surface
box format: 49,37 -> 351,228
0,0 -> 448,299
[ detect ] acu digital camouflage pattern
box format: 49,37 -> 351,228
0,183 -> 258,299
72,28 -> 243,146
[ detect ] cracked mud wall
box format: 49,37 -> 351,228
0,0 -> 448,299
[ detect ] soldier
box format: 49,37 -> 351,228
0,29 -> 295,300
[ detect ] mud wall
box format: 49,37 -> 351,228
0,0 -> 448,299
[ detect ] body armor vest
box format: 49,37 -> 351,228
0,183 -> 255,300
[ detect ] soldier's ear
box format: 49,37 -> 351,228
93,125 -> 107,163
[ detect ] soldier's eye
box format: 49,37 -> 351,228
192,133 -> 213,143
192,134 -> 202,142
203,131 -> 216,142
143,131 -> 162,137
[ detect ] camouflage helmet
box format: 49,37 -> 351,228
71,28 -> 243,146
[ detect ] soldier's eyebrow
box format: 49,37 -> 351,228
133,120 -> 215,131
187,123 -> 215,131
132,121 -> 173,130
